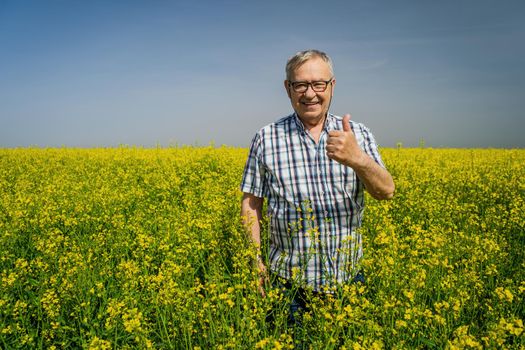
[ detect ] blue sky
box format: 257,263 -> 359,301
1,0 -> 524,148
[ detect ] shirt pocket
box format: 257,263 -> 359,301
267,160 -> 309,208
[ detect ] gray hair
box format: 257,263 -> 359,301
285,49 -> 334,80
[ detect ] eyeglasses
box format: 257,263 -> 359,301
288,79 -> 333,93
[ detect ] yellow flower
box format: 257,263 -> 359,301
41,289 -> 60,319
273,340 -> 283,350
495,287 -> 514,303
88,336 -> 112,350
402,289 -> 414,302
255,338 -> 269,348
395,320 -> 407,328
122,308 -> 143,333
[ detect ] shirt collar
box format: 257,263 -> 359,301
324,113 -> 338,132
292,112 -> 305,133
293,112 -> 336,133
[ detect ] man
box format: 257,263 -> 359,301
240,50 -> 394,302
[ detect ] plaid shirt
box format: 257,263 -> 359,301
241,113 -> 385,291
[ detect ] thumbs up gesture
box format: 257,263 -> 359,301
326,114 -> 365,167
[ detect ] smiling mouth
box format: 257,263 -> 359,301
302,101 -> 319,106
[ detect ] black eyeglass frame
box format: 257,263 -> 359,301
287,78 -> 334,93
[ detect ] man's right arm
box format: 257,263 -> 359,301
241,192 -> 267,295
241,192 -> 264,252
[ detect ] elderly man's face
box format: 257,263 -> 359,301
285,57 -> 335,127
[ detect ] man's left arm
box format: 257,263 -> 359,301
326,114 -> 395,200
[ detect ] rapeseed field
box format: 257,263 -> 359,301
0,147 -> 523,349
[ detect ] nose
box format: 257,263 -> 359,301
304,84 -> 317,97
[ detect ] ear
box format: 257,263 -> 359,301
284,80 -> 291,99
330,78 -> 336,97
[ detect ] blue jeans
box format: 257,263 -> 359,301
267,271 -> 366,328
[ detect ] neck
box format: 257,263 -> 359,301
296,113 -> 327,144
298,113 -> 326,130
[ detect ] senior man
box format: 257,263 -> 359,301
240,49 -> 394,320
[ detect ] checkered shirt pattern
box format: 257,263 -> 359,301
241,113 -> 386,291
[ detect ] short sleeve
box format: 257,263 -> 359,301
240,132 -> 267,198
359,124 -> 386,169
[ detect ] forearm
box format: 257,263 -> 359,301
241,192 -> 267,296
240,193 -> 264,250
349,152 -> 395,200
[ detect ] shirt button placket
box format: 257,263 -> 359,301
316,146 -> 329,219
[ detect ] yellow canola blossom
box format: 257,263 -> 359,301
0,147 -> 523,349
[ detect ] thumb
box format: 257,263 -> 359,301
342,114 -> 351,132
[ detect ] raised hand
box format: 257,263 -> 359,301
326,114 -> 365,168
